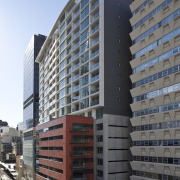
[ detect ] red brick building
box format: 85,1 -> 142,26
36,115 -> 94,180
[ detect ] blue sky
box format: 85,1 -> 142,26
0,0 -> 68,128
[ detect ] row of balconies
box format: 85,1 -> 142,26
131,90 -> 180,112
130,0 -> 177,40
131,127 -> 180,141
131,72 -> 180,98
131,146 -> 180,158
131,161 -> 180,177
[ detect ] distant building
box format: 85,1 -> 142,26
0,127 -> 20,162
17,122 -> 24,131
0,120 -> 8,127
12,136 -> 23,156
23,34 -> 46,179
36,116 -> 94,180
23,34 -> 46,130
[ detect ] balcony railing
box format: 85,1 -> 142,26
91,12 -> 99,23
72,85 -> 79,92
72,42 -> 80,51
66,3 -> 77,18
91,99 -> 99,106
72,151 -> 90,156
49,91 -> 56,99
72,10 -> 80,19
72,139 -> 90,144
49,99 -> 56,106
72,74 -> 79,82
91,74 -> 99,82
72,164 -> 88,169
72,52 -> 80,61
72,95 -> 79,101
91,49 -> 99,59
91,1 -> 99,11
72,63 -> 80,71
91,62 -> 99,70
49,108 -> 56,114
90,38 -> 99,47
91,88 -> 99,94
72,107 -> 79,112
72,31 -> 80,40
73,20 -> 80,30
91,25 -> 99,35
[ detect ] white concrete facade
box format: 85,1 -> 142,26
130,0 -> 180,179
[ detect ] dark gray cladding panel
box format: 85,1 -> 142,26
104,0 -> 132,117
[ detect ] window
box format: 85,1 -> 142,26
96,135 -> 103,142
97,170 -> 103,177
97,158 -> 103,165
81,0 -> 89,9
81,29 -> 89,42
81,17 -> 89,31
96,108 -> 103,119
81,5 -> 89,20
96,123 -> 103,131
88,111 -> 92,117
97,147 -> 103,154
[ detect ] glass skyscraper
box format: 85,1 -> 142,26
23,34 -> 46,178
23,34 -> 46,130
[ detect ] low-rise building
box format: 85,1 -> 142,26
36,115 -> 94,180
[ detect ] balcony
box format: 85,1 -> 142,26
91,1 -> 99,11
72,42 -> 80,51
91,25 -> 99,35
91,74 -> 99,82
73,20 -> 80,30
67,67 -> 72,74
49,83 -> 56,91
72,52 -> 80,62
72,151 -> 90,156
72,107 -> 79,112
72,95 -> 79,101
90,38 -> 99,47
66,3 -> 77,18
72,85 -> 79,92
91,62 -> 99,71
72,10 -> 80,19
71,127 -> 89,132
91,49 -> 99,59
72,74 -> 79,82
49,99 -> 56,107
91,12 -> 99,23
91,88 -> 99,94
49,108 -> 56,114
72,163 -> 88,169
72,63 -> 80,71
72,139 -> 90,144
91,99 -> 99,106
72,31 -> 80,40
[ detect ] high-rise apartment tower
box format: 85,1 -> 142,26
129,0 -> 180,179
36,0 -> 132,179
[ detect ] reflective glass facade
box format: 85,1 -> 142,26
23,35 -> 46,177
23,34 -> 46,130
